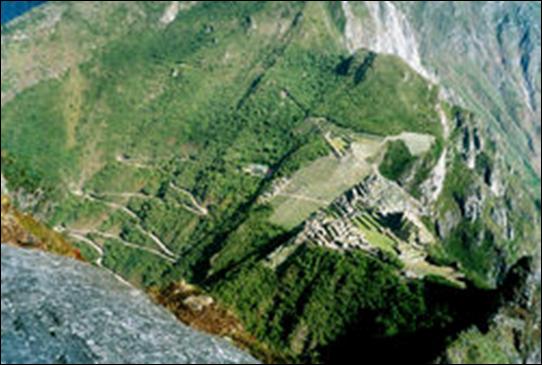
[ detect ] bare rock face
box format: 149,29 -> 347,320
397,1 -> 541,176
0,174 -> 7,195
0,246 -> 258,365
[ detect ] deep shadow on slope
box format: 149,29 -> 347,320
317,257 -> 533,364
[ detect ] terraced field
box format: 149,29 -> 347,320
270,135 -> 381,228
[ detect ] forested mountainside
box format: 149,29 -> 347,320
1,2 -> 540,363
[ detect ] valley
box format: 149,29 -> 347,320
1,1 -> 540,364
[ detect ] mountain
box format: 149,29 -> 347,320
401,1 -> 541,178
343,1 -> 541,179
1,1 -> 540,364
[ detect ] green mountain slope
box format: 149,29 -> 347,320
1,1 -> 540,363
397,1 -> 541,178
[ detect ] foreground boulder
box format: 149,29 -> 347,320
0,245 -> 257,364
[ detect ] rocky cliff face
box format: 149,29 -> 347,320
341,1 -> 541,177
0,245 -> 257,364
341,1 -> 432,80
341,2 -> 541,362
1,174 -> 7,195
401,1 -> 541,178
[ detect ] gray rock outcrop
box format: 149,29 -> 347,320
0,245 -> 258,364
1,174 -> 7,195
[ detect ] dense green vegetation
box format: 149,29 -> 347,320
1,0 -> 443,270
379,140 -> 417,182
431,109 -> 539,289
103,241 -> 171,287
1,79 -> 79,193
211,238 -> 499,363
316,51 -> 442,137
2,2 -> 539,363
446,327 -> 518,364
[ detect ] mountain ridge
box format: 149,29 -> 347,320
1,2 -> 540,363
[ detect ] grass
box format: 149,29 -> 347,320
1,196 -> 83,260
270,196 -> 324,230
391,132 -> 436,156
270,137 -> 381,229
1,79 -> 79,192
353,214 -> 398,254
